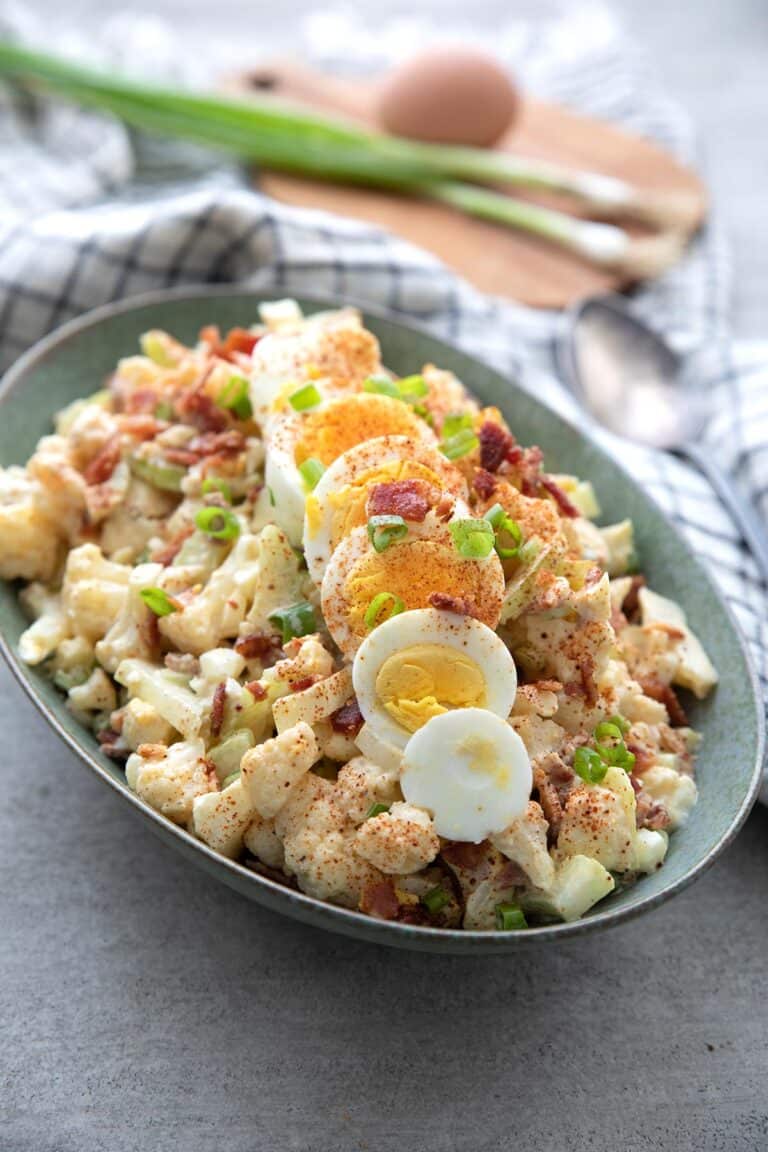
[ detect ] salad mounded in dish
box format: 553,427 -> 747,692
1,301 -> 718,930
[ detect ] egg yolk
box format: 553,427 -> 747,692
375,644 -> 486,733
323,460 -> 442,541
457,734 -> 510,786
294,394 -> 426,467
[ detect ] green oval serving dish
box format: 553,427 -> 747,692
0,287 -> 763,954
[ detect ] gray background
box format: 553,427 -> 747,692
2,2 -> 767,1150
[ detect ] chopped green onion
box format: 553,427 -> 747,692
594,721 -> 623,744
364,592 -> 405,631
396,374 -> 428,399
441,412 -> 475,439
201,476 -> 233,503
195,506 -> 241,541
365,802 -> 390,820
140,330 -> 177,367
440,427 -> 479,460
363,373 -> 427,404
268,601 -> 317,643
129,454 -> 186,493
609,713 -> 631,736
221,770 -> 242,789
363,375 -> 400,399
494,515 -> 523,559
612,746 -> 636,773
485,503 -> 506,529
573,745 -> 608,784
494,902 -> 528,931
367,514 -> 408,552
421,885 -> 451,914
298,458 -> 325,491
412,403 -> 434,426
289,382 -> 321,412
154,400 -> 174,421
140,587 -> 179,617
449,518 -> 494,559
217,374 -> 252,421
268,486 -> 276,507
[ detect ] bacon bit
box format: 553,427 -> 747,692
117,414 -> 165,441
245,680 -> 267,701
428,591 -> 480,619
188,430 -> 245,457
635,789 -> 671,831
235,631 -> 280,659
164,652 -> 199,676
533,764 -> 564,839
162,448 -> 199,467
498,860 -> 528,888
175,374 -> 228,433
479,421 -> 515,472
123,389 -> 161,415
83,436 -> 121,486
211,682 -> 227,739
142,608 -> 161,654
97,727 -> 122,747
506,443 -> 544,495
440,840 -> 490,873
247,483 -> 265,503
200,325 -> 260,362
290,676 -> 317,693
639,677 -> 689,727
151,525 -> 194,567
360,879 -> 400,921
472,468 -> 498,500
643,621 -> 686,642
540,475 -> 580,518
137,742 -> 167,761
627,740 -> 657,773
435,492 -> 455,521
622,574 -> 646,619
367,479 -> 433,522
578,656 -> 599,706
330,698 -> 364,737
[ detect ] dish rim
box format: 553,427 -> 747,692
0,283 -> 763,953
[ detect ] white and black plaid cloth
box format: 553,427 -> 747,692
0,6 -> 766,791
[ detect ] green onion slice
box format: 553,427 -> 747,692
495,903 -> 528,931
218,374 -> 253,421
363,374 -> 400,399
440,427 -> 479,461
201,476 -> 233,503
396,373 -> 428,399
421,886 -> 451,914
195,506 -> 241,541
289,382 -> 322,411
363,373 -> 427,404
367,514 -> 408,553
268,601 -> 317,643
365,802 -> 390,820
573,745 -> 608,785
449,518 -> 494,559
298,457 -> 325,491
140,587 -> 179,617
609,713 -> 631,736
441,412 -> 475,439
364,592 -> 405,631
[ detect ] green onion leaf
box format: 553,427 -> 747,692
154,400 -> 174,421
609,713 -> 631,736
217,374 -> 252,421
367,514 -> 408,553
594,721 -> 623,744
298,458 -> 325,491
365,802 -> 390,820
494,902 -> 528,931
201,476 -> 233,503
268,601 -> 317,643
363,373 -> 428,404
493,514 -> 523,559
440,427 -> 479,460
441,412 -> 475,439
573,745 -> 608,784
129,454 -> 186,493
140,587 -> 179,617
364,592 -> 406,631
289,382 -> 322,412
396,374 -> 428,399
449,518 -> 494,559
421,885 -> 451,914
363,375 -> 400,399
195,506 -> 241,541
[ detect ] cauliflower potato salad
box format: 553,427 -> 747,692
2,300 -> 719,931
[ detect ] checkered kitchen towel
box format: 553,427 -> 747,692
0,4 -> 765,788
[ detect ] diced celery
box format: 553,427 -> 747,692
208,729 -> 254,783
115,658 -> 207,740
129,454 -> 186,493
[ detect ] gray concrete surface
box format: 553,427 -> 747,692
2,2 -> 767,1150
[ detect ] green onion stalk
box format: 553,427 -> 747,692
0,41 -> 689,275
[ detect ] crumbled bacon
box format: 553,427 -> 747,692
627,740 -> 657,773
479,421 -> 514,472
164,652 -> 199,675
188,430 -> 245,457
498,859 -> 528,888
639,677 -> 688,727
152,525 -> 193,567
245,680 -> 267,701
623,574 -> 646,620
210,682 -> 227,739
162,448 -> 199,467
235,631 -> 280,659
97,728 -> 128,761
200,325 -> 261,362
578,655 -> 598,706
330,698 -> 364,737
367,479 -> 433,522
472,468 -> 498,500
428,591 -> 480,619
359,879 -> 400,921
118,414 -> 165,441
635,789 -> 671,831
83,436 -> 121,486
123,389 -> 161,415
175,377 -> 228,433
533,764 -> 564,839
540,475 -> 580,518
506,443 -> 544,495
290,676 -> 317,693
440,840 -> 491,874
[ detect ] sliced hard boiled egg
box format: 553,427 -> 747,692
401,708 -> 532,842
322,523 -> 505,656
303,434 -> 469,585
266,394 -> 435,545
352,607 -> 517,749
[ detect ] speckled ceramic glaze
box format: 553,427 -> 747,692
0,287 -> 763,954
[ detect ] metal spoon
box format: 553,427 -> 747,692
558,294 -> 768,588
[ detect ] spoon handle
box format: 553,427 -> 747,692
680,441 -> 768,590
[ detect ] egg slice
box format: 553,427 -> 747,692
303,435 -> 469,585
352,607 -> 517,749
266,394 -> 434,545
401,708 -> 532,842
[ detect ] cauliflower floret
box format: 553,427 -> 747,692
240,722 -> 320,818
95,562 -> 164,673
65,404 -> 119,471
491,801 -> 556,891
120,698 -> 175,751
639,765 -> 698,829
239,523 -> 306,631
100,476 -> 177,561
61,544 -> 131,642
354,723 -> 403,774
562,517 -> 609,567
639,587 -> 718,699
314,721 -> 359,762
47,635 -> 95,687
0,466 -> 62,581
125,738 -> 216,825
557,766 -> 668,874
273,667 -> 352,734
193,776 -> 254,858
522,855 -> 616,923
18,584 -> 69,665
243,812 -> 285,869
275,634 -> 335,684
353,802 -> 439,875
26,434 -> 86,541
67,667 -> 117,718
334,757 -> 401,824
510,715 -> 566,760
